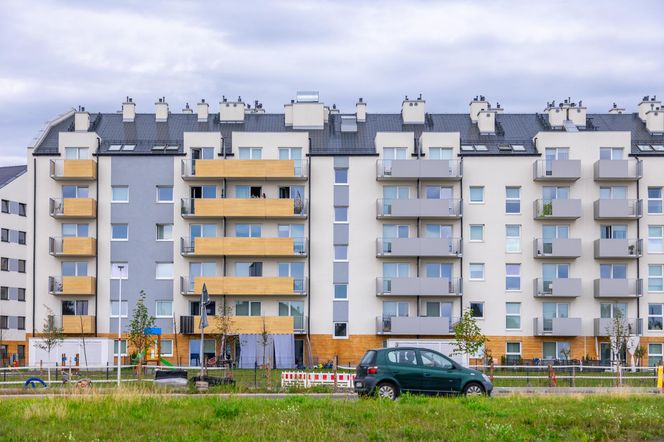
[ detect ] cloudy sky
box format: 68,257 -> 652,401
1,0 -> 663,165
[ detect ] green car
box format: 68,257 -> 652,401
354,347 -> 493,399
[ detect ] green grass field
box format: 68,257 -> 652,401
0,394 -> 663,441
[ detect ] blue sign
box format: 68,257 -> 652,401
144,327 -> 162,335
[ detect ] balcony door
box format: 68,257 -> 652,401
600,224 -> 627,239
236,262 -> 263,277
383,263 -> 409,293
382,224 -> 409,254
600,263 -> 627,280
425,186 -> 453,200
238,147 -> 262,159
62,185 -> 88,199
425,263 -> 453,279
190,147 -> 214,175
279,147 -> 303,176
190,185 -> 216,199
429,148 -> 453,160
544,148 -> 569,176
189,262 -> 216,292
62,300 -> 88,316
599,186 -> 627,200
235,224 -> 261,238
542,302 -> 568,332
425,301 -> 452,319
62,261 -> 88,277
191,224 -> 217,239
65,147 -> 89,160
600,302 -> 627,319
279,301 -> 305,331
542,186 -> 570,201
542,225 -> 569,254
600,147 -> 623,160
278,262 -> 305,292
542,263 -> 569,294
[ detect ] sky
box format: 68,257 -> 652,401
1,0 -> 664,165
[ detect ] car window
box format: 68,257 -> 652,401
386,349 -> 418,366
419,350 -> 453,369
360,350 -> 376,366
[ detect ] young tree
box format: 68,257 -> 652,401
605,309 -> 630,379
213,304 -> 234,377
34,306 -> 63,384
451,308 -> 487,364
127,291 -> 155,377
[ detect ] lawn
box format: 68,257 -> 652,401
0,394 -> 663,441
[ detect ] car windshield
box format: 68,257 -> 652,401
359,350 -> 376,366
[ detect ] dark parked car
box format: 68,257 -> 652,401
354,347 -> 492,399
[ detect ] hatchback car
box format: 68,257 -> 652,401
354,347 -> 492,399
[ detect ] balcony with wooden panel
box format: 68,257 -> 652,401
181,198 -> 307,219
50,159 -> 97,181
181,159 -> 307,180
49,198 -> 96,219
180,315 -> 296,335
48,315 -> 96,334
180,276 -> 307,296
49,237 -> 96,257
48,276 -> 96,295
180,237 -> 307,257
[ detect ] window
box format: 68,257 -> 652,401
62,261 -> 87,276
18,231 -> 26,245
506,264 -> 521,291
0,316 -> 7,329
64,146 -> 89,159
469,263 -> 484,280
649,226 -> 664,253
543,342 -> 571,360
155,263 -> 173,279
62,185 -> 89,198
649,187 -> 663,214
111,263 -> 128,279
0,287 -> 7,300
649,265 -> 663,292
0,229 -> 7,242
155,301 -> 173,317
383,301 -> 409,318
334,207 -> 348,222
470,302 -> 484,319
236,301 -> 261,316
334,284 -> 348,300
505,224 -> 521,253
62,223 -> 88,238
18,260 -> 25,273
111,186 -> 129,203
601,224 -> 627,239
191,301 -> 215,316
1,200 -> 8,213
469,225 -> 484,241
62,300 -> 88,315
600,147 -> 624,160
334,322 -> 348,338
110,300 -> 128,318
160,339 -> 174,357
156,186 -> 173,202
334,246 -> 348,261
18,288 -> 25,302
649,344 -> 664,367
236,224 -> 261,238
600,263 -> 627,279
600,302 -> 627,320
334,169 -> 348,184
429,147 -> 453,159
425,301 -> 452,319
599,186 -> 627,200
156,224 -> 173,241
648,304 -> 663,331
420,350 -> 453,369
505,187 -> 520,214
236,262 -> 263,277
17,316 -> 25,330
505,342 -> 522,364
111,224 -> 128,241
384,147 -> 408,160
542,186 -> 570,201
238,147 -> 262,159
506,303 -> 521,329
114,340 -> 128,356
425,186 -> 453,200
0,258 -> 7,271
18,203 -> 26,217
469,186 -> 484,204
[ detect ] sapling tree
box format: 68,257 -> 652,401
451,307 -> 487,364
605,309 -> 630,380
213,304 -> 234,377
34,306 -> 63,384
127,291 -> 155,377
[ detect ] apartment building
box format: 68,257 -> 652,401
0,166 -> 28,366
25,92 -> 664,368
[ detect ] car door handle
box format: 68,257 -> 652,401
423,373 -> 431,377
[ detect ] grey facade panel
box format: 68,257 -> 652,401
333,157 -> 349,168
386,316 -> 451,334
333,224 -> 349,245
110,156 -> 175,333
333,262 -> 349,283
332,301 -> 349,322
333,185 -> 349,207
533,317 -> 582,336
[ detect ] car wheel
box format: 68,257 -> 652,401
376,382 -> 399,400
463,382 -> 485,396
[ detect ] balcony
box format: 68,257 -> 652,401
180,315 -> 296,334
593,318 -> 643,337
533,278 -> 582,297
376,277 -> 461,297
49,237 -> 96,257
533,238 -> 582,259
593,199 -> 642,220
181,198 -> 307,219
180,237 -> 307,257
181,159 -> 307,180
49,159 -> 97,181
594,239 -> 642,259
533,317 -> 583,336
533,159 -> 581,181
593,159 -> 643,181
376,159 -> 462,180
48,276 -> 96,295
376,237 -> 461,258
49,198 -> 96,219
376,316 -> 454,335
180,276 -> 307,296
376,198 -> 462,219
593,279 -> 642,298
533,199 -> 582,220
49,315 -> 96,334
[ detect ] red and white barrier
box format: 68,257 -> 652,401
281,371 -> 356,389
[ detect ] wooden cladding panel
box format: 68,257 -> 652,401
192,199 -> 296,218
194,237 -> 225,255
194,316 -> 294,334
192,160 -> 295,179
62,315 -> 96,334
63,198 -> 96,218
194,237 -> 295,256
62,237 -> 96,256
193,276 -> 295,295
63,160 -> 96,179
62,276 -> 96,295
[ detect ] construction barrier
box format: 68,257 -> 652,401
281,371 -> 356,389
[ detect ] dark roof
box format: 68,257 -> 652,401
32,111 -> 664,157
0,165 -> 27,188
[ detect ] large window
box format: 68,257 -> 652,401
505,187 -> 520,214
62,185 -> 88,199
505,342 -> 521,364
506,303 -> 521,329
505,264 -> 521,291
542,342 -> 570,360
649,344 -> 663,367
505,225 -> 521,253
236,301 -> 261,316
62,223 -> 88,238
428,147 -> 453,159
648,304 -> 663,331
649,187 -> 663,214
600,263 -> 627,279
236,262 -> 263,277
649,265 -> 664,292
235,224 -> 261,238
62,261 -> 87,276
64,147 -> 89,159
62,300 -> 88,315
649,226 -> 664,253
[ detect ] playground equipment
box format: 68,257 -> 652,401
23,377 -> 48,389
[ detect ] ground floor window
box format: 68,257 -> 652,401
333,322 -> 348,338
649,343 -> 663,367
542,341 -> 571,361
160,339 -> 173,357
504,341 -> 521,364
113,339 -> 127,356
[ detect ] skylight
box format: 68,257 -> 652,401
474,145 -> 488,151
460,145 -> 474,151
511,145 -> 526,152
121,144 -> 135,151
637,144 -> 653,151
166,145 -> 179,151
498,144 -> 512,151
152,145 -> 166,151
108,144 -> 122,151
652,145 -> 664,151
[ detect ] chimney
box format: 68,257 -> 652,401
567,101 -> 587,127
356,97 -> 367,122
219,96 -> 245,123
284,99 -> 294,126
608,102 -> 625,114
155,97 -> 168,122
122,97 -> 135,122
197,99 -> 209,122
182,103 -> 193,114
291,91 -> 324,130
401,94 -> 425,124
469,96 -> 490,123
477,109 -> 496,134
74,106 -> 90,131
646,106 -> 664,134
544,101 -> 565,128
638,95 -> 661,122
